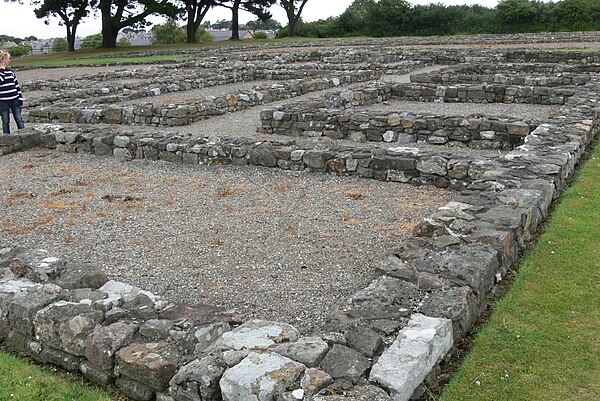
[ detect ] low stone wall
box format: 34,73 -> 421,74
260,106 -> 537,150
22,52 -> 426,109
25,65 -> 380,109
25,72 -> 378,127
392,82 -> 575,104
0,255 -> 451,401
506,49 -> 600,63
0,124 -> 493,190
411,65 -> 592,87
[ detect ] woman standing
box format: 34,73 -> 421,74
0,50 -> 25,134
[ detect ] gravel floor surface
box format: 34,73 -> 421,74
363,100 -> 558,120
1,149 -> 452,333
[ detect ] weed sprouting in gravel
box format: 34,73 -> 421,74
211,228 -> 225,247
217,183 -> 233,197
285,223 -> 299,235
274,180 -> 292,193
346,189 -> 371,200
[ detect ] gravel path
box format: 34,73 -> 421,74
0,150 -> 452,334
363,100 -> 558,119
16,65 -> 152,82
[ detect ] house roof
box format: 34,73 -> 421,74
208,30 -> 275,41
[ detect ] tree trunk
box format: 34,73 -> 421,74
186,2 -> 197,43
100,1 -> 119,48
284,0 -> 308,37
186,1 -> 211,43
67,25 -> 76,52
230,0 -> 241,40
288,17 -> 298,37
101,24 -> 119,48
187,18 -> 197,43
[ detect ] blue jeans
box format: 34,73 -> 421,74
1,99 -> 25,134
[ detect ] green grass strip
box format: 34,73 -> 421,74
0,351 -> 115,400
10,37 -> 363,68
441,142 -> 600,401
12,54 -> 192,68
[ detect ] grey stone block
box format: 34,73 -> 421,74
220,352 -> 305,401
85,321 -> 139,370
116,341 -> 180,391
271,336 -> 329,367
319,344 -> 370,382
369,314 -> 453,401
34,301 -> 104,356
169,356 -> 226,401
116,376 -> 155,401
8,291 -> 59,335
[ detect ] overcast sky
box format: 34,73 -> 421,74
1,0 -> 499,40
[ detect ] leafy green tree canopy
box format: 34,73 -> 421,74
80,32 -> 102,47
151,18 -> 187,43
5,43 -> 32,57
496,0 -> 540,26
52,36 -> 69,51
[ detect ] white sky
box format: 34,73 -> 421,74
1,0 -> 499,40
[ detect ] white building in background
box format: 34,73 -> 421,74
208,30 -> 276,41
118,31 -> 152,46
21,32 -> 147,54
26,39 -> 54,54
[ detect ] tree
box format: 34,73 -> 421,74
548,0 -> 600,31
365,0 -> 410,37
0,34 -> 23,44
496,0 -> 540,30
6,43 -> 32,57
212,0 -> 275,40
178,0 -> 215,43
210,18 -> 231,29
151,17 -> 186,43
52,36 -> 69,51
80,32 -> 102,47
338,0 -> 374,36
98,0 -> 179,48
33,0 -> 94,51
245,17 -> 281,30
278,0 -> 308,37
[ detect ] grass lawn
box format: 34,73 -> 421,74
440,142 -> 600,401
0,351 -> 117,400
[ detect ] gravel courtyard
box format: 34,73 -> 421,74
0,149 -> 452,333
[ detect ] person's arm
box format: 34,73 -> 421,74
15,74 -> 23,105
0,70 -> 5,84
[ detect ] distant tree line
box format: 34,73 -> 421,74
3,0 -> 308,51
3,0 -> 600,53
0,34 -> 38,43
282,0 -> 600,38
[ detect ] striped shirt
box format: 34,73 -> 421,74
0,68 -> 23,102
